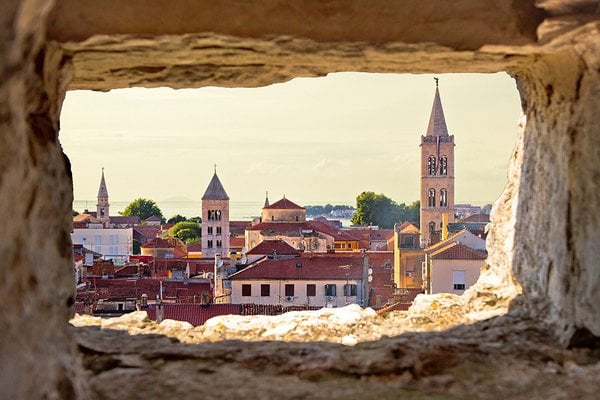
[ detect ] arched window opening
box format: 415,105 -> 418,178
440,189 -> 448,207
427,156 -> 437,175
429,221 -> 436,233
440,156 -> 448,175
428,188 -> 436,207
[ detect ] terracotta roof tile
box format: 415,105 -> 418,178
461,213 -> 490,223
230,254 -> 365,280
263,198 -> 304,210
430,242 -> 487,260
246,240 -> 299,256
147,303 -> 241,326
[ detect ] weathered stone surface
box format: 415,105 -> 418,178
2,1 -> 600,399
0,1 -> 83,399
74,315 -> 600,400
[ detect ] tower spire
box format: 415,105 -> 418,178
264,191 -> 270,208
425,79 -> 449,137
97,168 -> 108,198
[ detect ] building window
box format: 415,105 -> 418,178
285,284 -> 294,297
428,189 -> 436,207
343,284 -> 357,296
271,215 -> 274,221
307,284 -> 316,297
208,210 -> 222,221
260,284 -> 270,297
216,240 -> 222,248
216,226 -> 222,235
440,189 -> 448,207
207,226 -> 213,235
325,284 -> 337,297
242,284 -> 251,297
207,240 -> 213,248
100,208 -> 105,216
429,222 -> 436,233
440,156 -> 448,175
453,270 -> 466,291
427,156 -> 437,175
295,216 -> 299,221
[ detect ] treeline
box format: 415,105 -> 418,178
306,204 -> 355,216
351,192 -> 419,229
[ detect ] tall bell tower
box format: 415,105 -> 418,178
201,167 -> 230,258
96,168 -> 110,227
420,79 -> 455,245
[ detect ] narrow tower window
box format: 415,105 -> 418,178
428,189 -> 436,207
427,156 -> 437,175
429,222 -> 436,233
440,189 -> 448,207
440,156 -> 448,175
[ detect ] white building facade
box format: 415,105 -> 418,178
230,278 -> 363,308
71,227 -> 133,263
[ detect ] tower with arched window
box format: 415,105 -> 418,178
201,169 -> 230,258
419,80 -> 455,246
96,168 -> 110,228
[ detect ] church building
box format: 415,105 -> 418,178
420,80 -> 455,246
201,169 -> 230,258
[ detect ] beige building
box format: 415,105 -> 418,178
201,170 -> 230,258
229,254 -> 367,307
425,243 -> 486,294
421,230 -> 487,294
261,196 -> 306,222
420,81 -> 455,246
393,222 -> 424,289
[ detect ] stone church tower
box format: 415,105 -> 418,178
201,169 -> 230,258
420,80 -> 455,245
96,168 -> 110,227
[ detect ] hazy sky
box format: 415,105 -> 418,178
60,72 -> 521,214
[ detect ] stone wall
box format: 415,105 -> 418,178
1,1 -> 599,398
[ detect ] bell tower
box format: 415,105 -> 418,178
420,79 -> 455,246
96,168 -> 110,227
201,167 -> 230,258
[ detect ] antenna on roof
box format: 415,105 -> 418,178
214,164 -> 217,174
434,77 -> 439,87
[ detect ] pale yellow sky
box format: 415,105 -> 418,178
60,72 -> 521,212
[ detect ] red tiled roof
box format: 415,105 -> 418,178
230,221 -> 252,235
309,221 -> 360,241
246,221 -> 314,233
229,236 -> 246,249
78,278 -> 211,301
147,304 -> 241,326
430,242 -> 487,260
246,240 -> 300,256
110,215 -> 140,225
461,214 -> 490,223
263,198 -> 304,210
187,242 -> 202,252
246,220 -> 359,242
398,222 -> 420,234
230,254 -> 365,280
142,237 -> 181,249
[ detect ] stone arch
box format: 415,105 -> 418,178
2,1 -> 600,398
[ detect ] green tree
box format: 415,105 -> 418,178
167,214 -> 187,224
167,221 -> 202,244
188,216 -> 202,224
352,192 -> 420,228
120,198 -> 164,222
